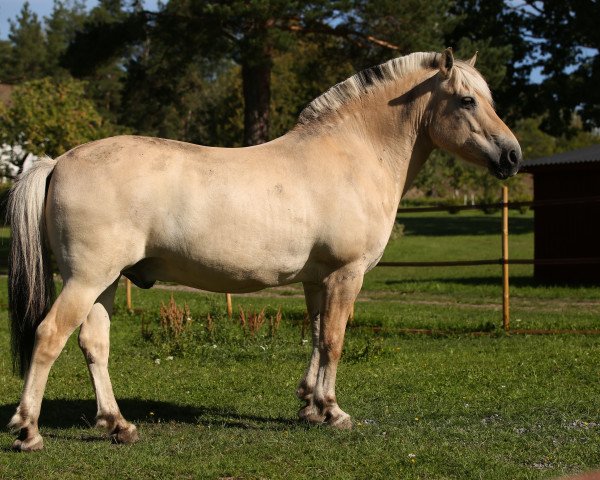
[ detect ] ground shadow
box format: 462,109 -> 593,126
398,215 -> 533,236
0,398 -> 299,433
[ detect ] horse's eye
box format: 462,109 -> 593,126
461,96 -> 476,108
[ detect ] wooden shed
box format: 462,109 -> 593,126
521,143 -> 600,284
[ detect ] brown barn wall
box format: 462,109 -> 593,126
533,164 -> 600,284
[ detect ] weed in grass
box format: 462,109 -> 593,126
239,306 -> 266,337
145,294 -> 194,357
239,305 -> 246,331
269,307 -> 282,338
205,312 -> 215,340
159,294 -> 192,339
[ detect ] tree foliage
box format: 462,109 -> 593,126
508,0 -> 599,134
63,0 -> 455,145
0,77 -> 120,158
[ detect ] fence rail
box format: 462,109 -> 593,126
377,257 -> 600,267
397,194 -> 600,213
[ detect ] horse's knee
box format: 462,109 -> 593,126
319,338 -> 343,361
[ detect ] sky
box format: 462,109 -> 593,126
0,0 -> 160,38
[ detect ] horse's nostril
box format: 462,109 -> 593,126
508,149 -> 518,165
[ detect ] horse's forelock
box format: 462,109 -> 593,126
450,62 -> 494,105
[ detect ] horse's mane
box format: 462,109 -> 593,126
297,51 -> 492,126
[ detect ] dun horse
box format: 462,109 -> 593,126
7,49 -> 521,451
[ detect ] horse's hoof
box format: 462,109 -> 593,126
298,405 -> 325,424
12,433 -> 44,452
110,424 -> 139,444
326,413 -> 353,430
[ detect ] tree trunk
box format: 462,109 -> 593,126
242,60 -> 271,146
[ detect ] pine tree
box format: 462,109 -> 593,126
5,2 -> 47,82
44,0 -> 87,75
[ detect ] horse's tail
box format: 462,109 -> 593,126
7,157 -> 58,377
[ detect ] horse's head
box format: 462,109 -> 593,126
426,48 -> 522,179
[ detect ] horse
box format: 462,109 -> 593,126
6,49 -> 521,451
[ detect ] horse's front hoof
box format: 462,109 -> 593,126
110,423 -> 139,444
326,411 -> 353,430
12,433 -> 44,452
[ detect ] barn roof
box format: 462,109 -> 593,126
522,143 -> 600,169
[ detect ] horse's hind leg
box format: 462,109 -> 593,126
297,283 -> 325,423
78,278 -> 138,444
9,280 -> 104,451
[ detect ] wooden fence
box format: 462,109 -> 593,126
125,186 -> 600,333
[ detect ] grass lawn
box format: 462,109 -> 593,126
0,210 -> 599,479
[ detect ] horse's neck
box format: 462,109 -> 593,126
302,71 -> 435,203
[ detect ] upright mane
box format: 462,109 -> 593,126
297,51 -> 492,126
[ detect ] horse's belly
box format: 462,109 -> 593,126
125,249 -> 308,294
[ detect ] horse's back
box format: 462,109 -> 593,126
46,135 -> 323,289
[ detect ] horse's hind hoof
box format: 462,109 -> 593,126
12,433 -> 44,452
298,405 -> 325,424
110,423 -> 139,444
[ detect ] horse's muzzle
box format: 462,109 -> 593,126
489,142 -> 522,179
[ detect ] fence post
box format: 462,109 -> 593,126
226,293 -> 233,318
126,278 -> 132,311
502,185 -> 510,332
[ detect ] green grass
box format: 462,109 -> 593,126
0,211 -> 599,479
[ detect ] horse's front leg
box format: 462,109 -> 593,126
297,283 -> 325,423
313,267 -> 363,429
78,279 -> 138,444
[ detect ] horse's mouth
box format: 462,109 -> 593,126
488,139 -> 522,179
488,161 -> 512,180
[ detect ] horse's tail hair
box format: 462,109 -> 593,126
7,157 -> 57,378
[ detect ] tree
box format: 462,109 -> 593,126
3,2 -> 47,83
65,0 -> 454,146
445,0 -> 532,123
44,0 -> 87,76
61,0 -> 139,122
0,1 -> 88,83
510,0 -> 600,133
0,77 -> 121,158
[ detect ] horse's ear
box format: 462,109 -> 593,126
468,51 -> 478,67
439,47 -> 454,78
